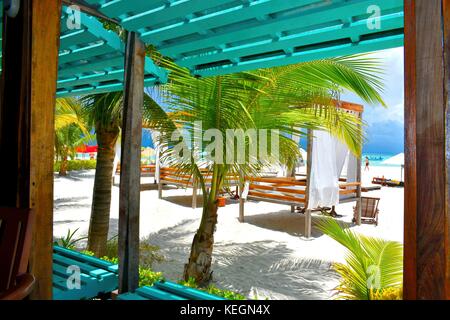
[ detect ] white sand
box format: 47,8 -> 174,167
53,165 -> 404,300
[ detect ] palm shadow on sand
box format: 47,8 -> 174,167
244,209 -> 352,238
146,220 -> 341,300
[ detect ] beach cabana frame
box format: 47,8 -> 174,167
0,0 -> 448,300
238,101 -> 363,238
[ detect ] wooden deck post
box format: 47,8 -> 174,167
118,31 -> 145,293
356,112 -> 363,226
0,0 -> 61,299
404,0 -> 449,299
304,130 -> 313,238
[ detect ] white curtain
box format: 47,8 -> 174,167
346,153 -> 358,188
112,139 -> 121,178
151,130 -> 161,183
307,130 -> 349,209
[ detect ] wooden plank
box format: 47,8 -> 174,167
249,184 -> 306,195
304,129 -> 313,238
248,191 -> 305,204
404,0 -> 449,300
0,0 -> 62,300
118,31 -> 145,293
443,0 -> 450,299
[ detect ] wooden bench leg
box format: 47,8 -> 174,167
305,209 -> 312,238
158,182 -> 163,199
239,198 -> 245,222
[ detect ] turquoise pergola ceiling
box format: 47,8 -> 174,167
83,0 -> 404,77
0,3 -> 168,97
1,0 -> 404,96
57,9 -> 167,96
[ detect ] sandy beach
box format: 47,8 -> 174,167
53,165 -> 404,300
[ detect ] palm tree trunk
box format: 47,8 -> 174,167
59,154 -> 68,176
183,165 -> 224,284
87,126 -> 119,257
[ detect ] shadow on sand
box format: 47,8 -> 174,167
146,220 -> 340,300
244,210 -> 352,238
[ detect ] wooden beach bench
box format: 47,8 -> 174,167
114,164 -> 157,184
52,245 -> 118,300
158,167 -> 240,209
117,280 -> 226,300
239,176 -> 361,237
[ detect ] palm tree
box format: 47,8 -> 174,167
81,92 -> 123,257
316,218 -> 403,300
55,98 -> 91,176
147,55 -> 387,284
80,92 -> 165,256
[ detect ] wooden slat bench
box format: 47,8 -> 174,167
158,167 -> 240,209
52,246 -> 118,300
117,280 -> 226,300
240,176 -> 361,237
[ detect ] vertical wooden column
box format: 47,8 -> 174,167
404,0 -> 449,299
356,111 -> 362,226
118,31 -> 145,293
0,0 -> 61,299
304,129 -> 313,238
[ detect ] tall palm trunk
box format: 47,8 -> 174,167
88,125 -> 119,257
59,152 -> 69,176
184,165 -> 224,284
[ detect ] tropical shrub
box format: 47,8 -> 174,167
54,228 -> 88,249
179,277 -> 246,300
104,237 -> 165,269
316,218 -> 403,300
54,160 -> 97,172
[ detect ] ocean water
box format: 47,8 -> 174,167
362,153 -> 400,167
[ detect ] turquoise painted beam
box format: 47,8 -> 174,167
158,0 -> 403,57
139,0 -> 320,44
179,12 -> 404,68
194,33 -> 404,77
120,0 -> 235,32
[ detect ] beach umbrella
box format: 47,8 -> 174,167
382,153 -> 404,181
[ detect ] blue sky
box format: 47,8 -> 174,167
342,47 -> 404,155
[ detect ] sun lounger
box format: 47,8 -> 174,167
353,196 -> 380,226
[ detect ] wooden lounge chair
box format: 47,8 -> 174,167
0,207 -> 35,300
353,197 -> 380,226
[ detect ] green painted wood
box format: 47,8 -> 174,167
52,246 -> 119,300
179,12 -> 404,69
1,0 -> 404,94
136,286 -> 187,300
140,0 -> 319,45
154,281 -> 226,300
116,292 -> 148,300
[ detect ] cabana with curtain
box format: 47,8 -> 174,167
239,102 -> 363,238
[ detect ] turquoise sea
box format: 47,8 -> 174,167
362,153 -> 400,167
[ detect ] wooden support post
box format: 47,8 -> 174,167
0,0 -> 62,299
304,130 -> 313,238
404,0 -> 449,299
118,32 -> 145,293
356,112 -> 363,226
158,181 -> 163,199
239,197 -> 245,223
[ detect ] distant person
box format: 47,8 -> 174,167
364,156 -> 370,171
